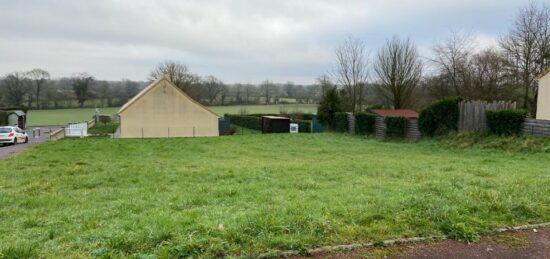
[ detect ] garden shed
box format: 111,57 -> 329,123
7,110 -> 26,129
118,77 -> 219,138
261,116 -> 290,133
372,109 -> 420,141
537,68 -> 550,120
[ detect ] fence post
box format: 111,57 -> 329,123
193,127 -> 196,137
168,127 -> 170,138
141,128 -> 144,139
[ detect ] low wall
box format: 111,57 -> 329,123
50,128 -> 65,141
523,119 -> 550,137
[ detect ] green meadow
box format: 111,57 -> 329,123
0,133 -> 549,257
26,104 -> 318,126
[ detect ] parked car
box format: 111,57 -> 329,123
0,126 -> 28,146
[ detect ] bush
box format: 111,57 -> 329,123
98,115 -> 112,124
385,117 -> 407,138
293,120 -> 311,133
419,97 -> 463,137
224,114 -> 261,131
334,112 -> 348,132
355,112 -> 376,135
486,110 -> 527,136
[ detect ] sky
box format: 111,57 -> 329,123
0,0 -> 529,84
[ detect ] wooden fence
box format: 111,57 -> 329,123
523,119 -> 550,137
459,100 -> 517,132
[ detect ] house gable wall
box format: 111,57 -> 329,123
119,80 -> 219,138
537,73 -> 550,120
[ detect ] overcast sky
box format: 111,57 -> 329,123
0,0 -> 528,84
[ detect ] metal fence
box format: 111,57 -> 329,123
459,100 -> 517,132
523,119 -> 550,137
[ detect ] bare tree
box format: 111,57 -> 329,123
149,61 -> 201,96
430,30 -> 476,97
1,72 -> 29,107
26,68 -> 50,109
316,75 -> 334,97
260,80 -> 274,104
374,36 -> 423,109
500,2 -> 550,112
244,84 -> 255,104
71,73 -> 94,108
332,37 -> 370,112
201,75 -> 225,104
470,49 -> 514,101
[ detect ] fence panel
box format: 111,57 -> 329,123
459,100 -> 516,132
523,119 -> 550,137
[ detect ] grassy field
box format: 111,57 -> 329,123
0,134 -> 549,257
26,104 -> 318,126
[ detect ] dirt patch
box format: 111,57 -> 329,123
292,228 -> 550,259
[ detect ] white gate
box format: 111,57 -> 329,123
65,123 -> 88,138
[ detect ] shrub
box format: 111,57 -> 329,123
293,120 -> 311,133
98,115 -> 112,125
355,112 -> 376,135
419,97 -> 463,137
486,110 -> 527,136
385,117 -> 407,138
317,88 -> 344,129
224,114 -> 261,131
334,112 -> 348,132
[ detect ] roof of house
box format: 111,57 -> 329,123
9,110 -> 25,116
372,109 -> 419,119
118,76 -> 219,117
537,67 -> 550,79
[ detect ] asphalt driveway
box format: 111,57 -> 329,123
0,127 -> 59,160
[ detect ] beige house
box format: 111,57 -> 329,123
118,77 -> 219,138
537,69 -> 550,120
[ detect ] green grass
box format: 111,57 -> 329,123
0,134 -> 549,257
230,124 -> 261,135
440,133 -> 550,153
26,104 -> 318,126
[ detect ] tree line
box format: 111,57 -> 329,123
0,63 -> 323,110
323,2 -> 550,115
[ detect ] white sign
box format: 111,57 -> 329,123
290,123 -> 299,133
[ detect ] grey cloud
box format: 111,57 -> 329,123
0,0 -> 527,83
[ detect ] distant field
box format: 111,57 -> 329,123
0,134 -> 548,257
26,104 -> 318,126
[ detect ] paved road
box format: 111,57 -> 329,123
0,127 -> 60,160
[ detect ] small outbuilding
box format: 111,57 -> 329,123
537,68 -> 550,120
118,77 -> 220,138
7,110 -> 26,129
372,109 -> 420,141
261,116 -> 290,134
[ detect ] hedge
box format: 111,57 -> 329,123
355,112 -> 376,135
418,97 -> 463,137
293,119 -> 312,133
385,117 -> 407,138
224,114 -> 262,131
334,112 -> 348,132
486,110 -> 527,136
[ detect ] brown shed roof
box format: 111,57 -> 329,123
372,109 -> 419,119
